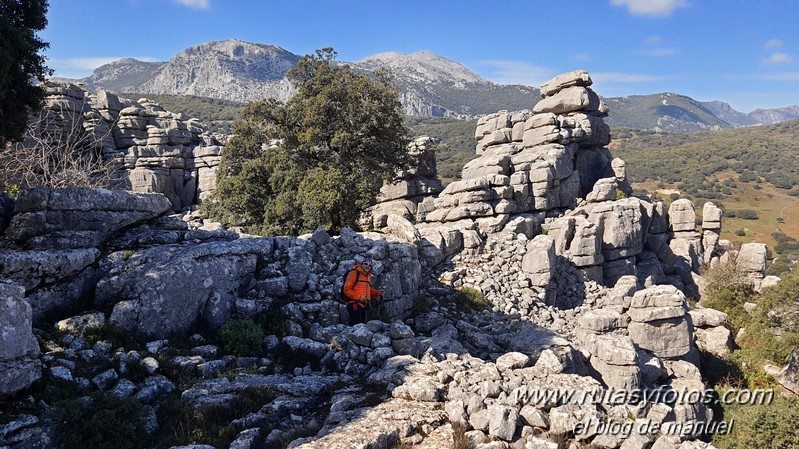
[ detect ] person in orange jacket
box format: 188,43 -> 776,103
342,258 -> 383,325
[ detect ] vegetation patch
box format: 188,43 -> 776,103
456,286 -> 489,313
55,391 -> 150,449
220,319 -> 265,356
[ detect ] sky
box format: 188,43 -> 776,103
41,0 -> 799,113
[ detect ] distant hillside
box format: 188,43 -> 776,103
83,58 -> 166,92
602,93 -> 732,132
748,105 -> 799,124
405,117 -> 478,182
611,120 -> 799,251
70,39 -> 799,129
120,93 -> 246,134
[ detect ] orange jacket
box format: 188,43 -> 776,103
342,264 -> 381,307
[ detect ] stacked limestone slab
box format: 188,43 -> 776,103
367,136 -> 443,227
31,82 -> 226,210
423,71 -> 614,242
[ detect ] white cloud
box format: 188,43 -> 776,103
610,0 -> 688,17
645,36 -> 664,45
637,48 -> 678,57
765,39 -> 784,48
592,72 -> 667,83
763,53 -> 794,64
172,0 -> 210,10
478,60 -> 555,86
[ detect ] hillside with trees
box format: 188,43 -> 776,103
119,93 -> 245,134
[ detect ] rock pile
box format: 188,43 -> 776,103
367,136 -> 443,227
28,82 -> 227,210
0,69 -> 768,449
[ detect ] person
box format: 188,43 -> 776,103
342,258 -> 383,325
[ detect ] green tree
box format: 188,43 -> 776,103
204,48 -> 410,235
0,0 -> 51,146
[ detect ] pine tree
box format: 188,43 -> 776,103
0,0 -> 51,146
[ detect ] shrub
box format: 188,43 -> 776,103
55,392 -> 149,449
735,229 -> 746,236
712,395 -> 799,449
219,319 -> 264,356
254,308 -> 288,338
457,287 -> 489,312
738,209 -> 759,220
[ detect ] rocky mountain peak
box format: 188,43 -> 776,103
138,39 -> 300,102
356,50 -> 486,85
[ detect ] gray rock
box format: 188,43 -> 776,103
488,404 -> 519,441
111,379 -> 137,397
7,187 -> 172,248
99,239 -> 269,338
540,70 -> 593,97
694,326 -> 732,357
522,235 -> 555,287
54,312 -> 105,337
586,177 -> 618,203
389,321 -> 414,339
0,248 -> 99,292
496,352 -> 531,371
669,199 -> 696,232
628,316 -> 692,359
688,308 -> 727,327
282,336 -> 329,360
92,368 -> 119,390
701,202 -> 722,230
737,243 -> 768,277
49,366 -> 73,382
0,281 -> 41,396
230,428 -> 260,449
533,86 -> 598,115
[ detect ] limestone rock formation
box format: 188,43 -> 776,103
0,70 -> 750,448
28,82 -> 227,210
0,282 -> 41,397
6,187 -> 171,249
366,136 -> 444,227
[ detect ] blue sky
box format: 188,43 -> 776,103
42,0 -> 799,112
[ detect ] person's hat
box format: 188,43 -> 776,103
362,258 -> 373,266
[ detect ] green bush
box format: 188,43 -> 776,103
738,209 -> 759,220
457,287 -> 489,313
55,392 -> 149,449
712,394 -> 799,449
254,309 -> 287,338
219,319 -> 264,356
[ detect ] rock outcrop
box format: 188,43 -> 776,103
366,136 -> 443,227
0,70 -> 751,449
0,282 -> 41,397
26,82 -> 227,210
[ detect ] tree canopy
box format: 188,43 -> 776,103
0,0 -> 51,147
204,48 -> 410,235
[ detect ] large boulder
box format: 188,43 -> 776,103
6,187 -> 171,249
0,282 -> 42,397
0,248 -> 102,321
627,286 -> 693,359
97,239 -> 271,338
669,199 -> 696,232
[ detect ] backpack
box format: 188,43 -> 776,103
338,269 -> 359,304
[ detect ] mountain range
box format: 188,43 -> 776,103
75,39 -> 799,132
